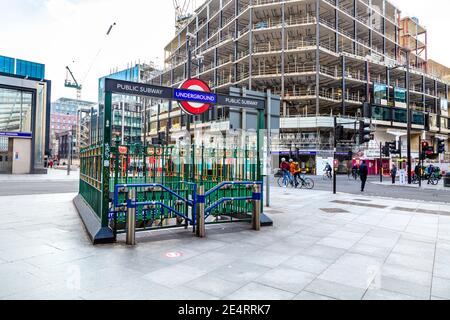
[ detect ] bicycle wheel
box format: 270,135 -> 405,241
431,177 -> 439,186
303,178 -> 315,189
277,177 -> 284,188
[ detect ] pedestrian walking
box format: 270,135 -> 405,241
359,160 -> 368,192
352,164 -> 359,180
391,164 -> 397,184
49,159 -> 54,169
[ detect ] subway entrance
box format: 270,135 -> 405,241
74,78 -> 278,244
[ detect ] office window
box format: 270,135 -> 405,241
0,88 -> 32,132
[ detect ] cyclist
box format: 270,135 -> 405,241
290,159 -> 302,187
426,164 -> 434,185
324,162 -> 333,179
280,158 -> 292,187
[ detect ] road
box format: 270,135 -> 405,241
0,180 -> 79,196
307,175 -> 450,203
0,175 -> 449,204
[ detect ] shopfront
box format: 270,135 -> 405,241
0,65 -> 51,174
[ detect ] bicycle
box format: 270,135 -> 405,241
412,173 -> 440,186
277,172 -> 295,188
296,174 -> 315,189
322,171 -> 332,181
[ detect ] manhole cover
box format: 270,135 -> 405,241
165,252 -> 183,258
320,208 -> 350,213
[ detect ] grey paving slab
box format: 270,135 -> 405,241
263,240 -> 316,256
211,261 -> 271,285
431,277 -> 450,299
304,279 -> 366,300
317,237 -> 360,250
3,283 -> 90,300
255,267 -> 316,294
142,265 -> 208,289
184,274 -> 244,298
385,252 -> 435,273
391,240 -> 436,260
0,269 -> 50,298
357,235 -> 399,249
369,276 -> 431,299
179,251 -> 237,273
0,244 -> 62,263
300,245 -> 347,261
349,243 -> 393,259
239,250 -> 292,268
363,288 -> 420,300
280,254 -> 333,275
433,262 -> 450,280
81,278 -> 174,300
22,249 -> 97,269
224,282 -> 295,300
379,264 -> 433,287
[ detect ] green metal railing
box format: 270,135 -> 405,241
79,140 -> 261,234
79,143 -> 103,218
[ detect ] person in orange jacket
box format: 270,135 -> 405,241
289,159 -> 301,187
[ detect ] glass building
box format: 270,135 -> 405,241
0,54 -> 51,174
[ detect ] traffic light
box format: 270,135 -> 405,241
421,141 -> 435,159
388,141 -> 399,155
437,139 -> 446,154
359,121 -> 372,144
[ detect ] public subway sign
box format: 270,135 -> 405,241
174,79 -> 216,115
104,79 -> 173,99
0,132 -> 32,138
104,78 -> 266,114
216,95 -> 265,110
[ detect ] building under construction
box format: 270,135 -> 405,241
148,0 -> 449,174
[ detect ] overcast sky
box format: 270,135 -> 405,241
0,0 -> 447,102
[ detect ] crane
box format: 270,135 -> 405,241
63,22 -> 117,100
173,0 -> 195,31
65,66 -> 82,100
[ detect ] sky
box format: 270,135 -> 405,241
0,0 -> 448,103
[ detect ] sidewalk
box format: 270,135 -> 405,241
0,168 -> 79,182
1,187 -> 449,300
371,179 -> 449,192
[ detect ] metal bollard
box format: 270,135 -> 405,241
126,188 -> 136,245
252,184 -> 261,231
196,185 -> 206,238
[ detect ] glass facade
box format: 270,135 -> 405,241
16,59 -> 45,79
0,56 -> 14,74
34,83 -> 47,167
0,55 -> 45,79
0,88 -> 32,132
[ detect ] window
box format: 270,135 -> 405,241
0,88 -> 32,132
0,55 -> 14,74
15,59 -> 45,79
393,109 -> 407,123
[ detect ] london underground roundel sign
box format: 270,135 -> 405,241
176,79 -> 215,115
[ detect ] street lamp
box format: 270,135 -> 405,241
387,47 -> 412,184
67,131 -> 72,176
